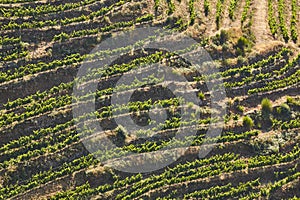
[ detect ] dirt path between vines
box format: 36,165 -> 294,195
252,0 -> 273,43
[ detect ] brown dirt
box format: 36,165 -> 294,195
252,0 -> 273,43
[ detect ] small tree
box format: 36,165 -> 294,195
114,125 -> 127,146
277,103 -> 291,119
243,116 -> 254,130
220,30 -> 229,44
261,98 -> 272,119
236,36 -> 250,56
237,36 -> 249,50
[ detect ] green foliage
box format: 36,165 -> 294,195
241,0 -> 251,24
1,1 -> 127,30
291,0 -> 298,43
237,105 -> 244,113
261,98 -> 272,119
278,0 -> 289,42
0,36 -> 21,45
1,1 -> 300,199
189,0 -> 196,24
136,14 -> 154,23
277,103 -> 291,116
166,0 -> 175,15
215,0 -> 224,29
154,0 -> 160,12
281,119 -> 300,130
204,0 -> 210,16
248,53 -> 300,94
60,145 -> 300,200
228,0 -> 238,20
220,29 -> 229,44
235,36 -> 250,56
286,96 -> 295,104
0,154 -> 98,199
237,36 -> 249,50
197,91 -> 205,100
0,0 -> 35,3
219,47 -> 286,81
243,116 -> 254,129
268,0 -> 277,36
0,0 -> 97,17
53,32 -> 69,42
184,179 -> 260,199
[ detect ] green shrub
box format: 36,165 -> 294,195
277,103 -> 291,116
115,125 -> 127,140
237,36 -> 249,50
198,92 -> 205,100
220,30 -> 229,44
236,47 -> 244,56
286,96 -> 294,104
261,98 -> 273,119
243,116 -> 254,129
237,105 -> 244,113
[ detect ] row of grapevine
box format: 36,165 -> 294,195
1,30 -> 154,83
290,0 -> 298,43
0,45 -> 28,62
0,94 -> 72,127
203,0 -> 210,16
53,20 -> 132,41
241,163 -> 300,199
248,53 -> 300,94
3,82 -> 73,110
0,128 -> 78,169
0,36 -> 21,46
224,55 -> 288,88
194,47 -> 290,89
188,0 -> 196,24
268,0 -> 277,36
277,0 -> 289,42
0,94 -> 194,166
2,120 -> 257,198
0,120 -> 74,154
0,53 -> 82,83
115,145 -> 300,199
228,0 -> 238,20
52,14 -> 153,41
215,0 -> 224,29
183,179 -> 260,199
0,0 -> 97,17
0,51 -> 170,131
89,129 -> 256,162
0,0 -> 35,3
0,154 -> 98,199
0,105 -> 209,169
221,48 -> 289,78
281,118 -> 300,130
1,75 -> 157,130
1,0 -> 128,30
241,0 -> 251,24
32,140 -> 300,200
166,0 -> 175,15
3,101 -> 257,190
50,153 -> 238,199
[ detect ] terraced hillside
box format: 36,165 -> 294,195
0,0 -> 300,199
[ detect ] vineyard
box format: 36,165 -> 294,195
0,0 -> 300,199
